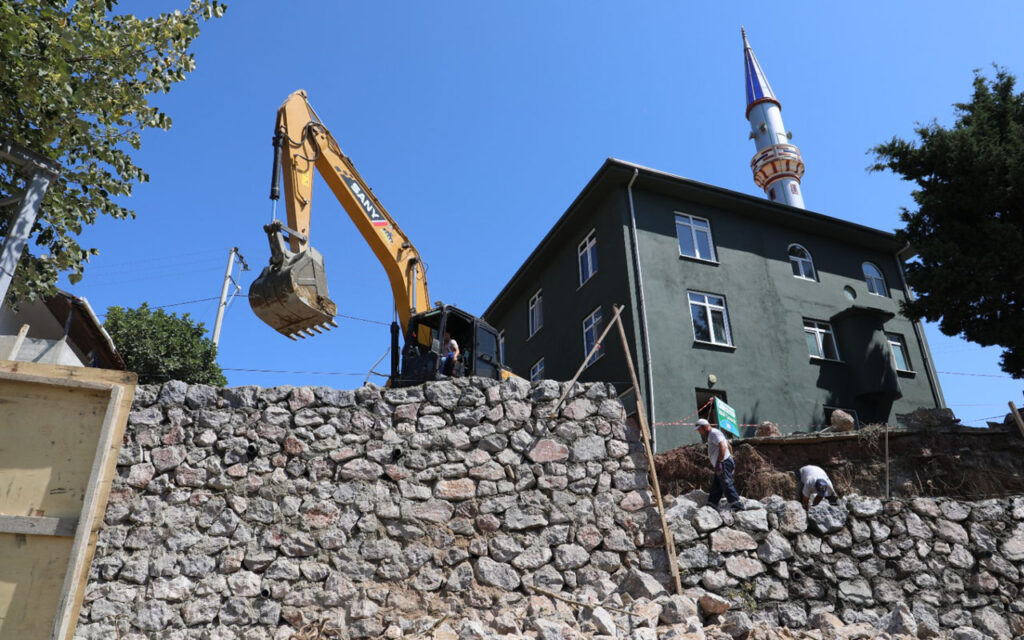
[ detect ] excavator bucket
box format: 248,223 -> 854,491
249,224 -> 338,339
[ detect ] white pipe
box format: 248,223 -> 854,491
626,169 -> 657,447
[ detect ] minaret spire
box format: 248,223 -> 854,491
743,28 -> 805,209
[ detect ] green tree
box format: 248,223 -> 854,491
104,303 -> 226,385
871,68 -> 1024,378
0,0 -> 225,304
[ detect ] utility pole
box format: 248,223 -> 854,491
212,247 -> 248,347
0,139 -> 60,310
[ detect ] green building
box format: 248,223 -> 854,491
483,32 -> 943,452
483,158 -> 944,452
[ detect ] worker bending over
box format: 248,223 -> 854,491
696,419 -> 743,511
798,465 -> 839,508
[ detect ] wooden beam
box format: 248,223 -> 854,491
0,359 -> 136,640
5,324 -> 29,360
611,305 -> 682,596
1008,401 -> 1024,440
0,514 -> 78,537
549,305 -> 624,417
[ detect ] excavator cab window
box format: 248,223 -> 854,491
440,311 -> 474,378
474,326 -> 500,379
397,306 -> 506,385
400,311 -> 441,384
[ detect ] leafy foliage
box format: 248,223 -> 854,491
871,68 -> 1024,378
0,0 -> 225,304
104,302 -> 226,385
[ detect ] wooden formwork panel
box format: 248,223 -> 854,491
0,360 -> 136,640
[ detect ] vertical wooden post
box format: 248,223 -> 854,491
1008,401 -> 1024,439
611,305 -> 682,595
884,422 -> 890,500
5,323 -> 29,360
550,305 -> 625,418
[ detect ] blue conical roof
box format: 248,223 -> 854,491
742,28 -> 780,116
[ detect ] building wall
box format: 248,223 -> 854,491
492,198 -> 637,389
486,166 -> 942,454
0,299 -> 90,366
628,188 -> 940,452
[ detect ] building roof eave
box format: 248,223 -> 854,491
44,291 -> 126,370
483,158 -> 904,320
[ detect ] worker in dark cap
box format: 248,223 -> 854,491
696,418 -> 743,511
798,464 -> 838,508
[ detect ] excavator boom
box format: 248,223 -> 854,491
249,91 -> 517,384
249,90 -> 430,339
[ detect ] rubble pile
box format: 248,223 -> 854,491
74,378 -> 1024,639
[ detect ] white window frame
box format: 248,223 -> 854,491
788,243 -> 816,281
577,229 -> 598,287
582,306 -> 603,367
804,319 -> 841,361
863,262 -> 888,297
675,213 -> 717,262
886,332 -> 913,372
687,291 -> 733,346
498,330 -> 505,366
528,289 -> 543,337
530,357 -> 545,382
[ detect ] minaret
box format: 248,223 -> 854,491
743,28 -> 805,209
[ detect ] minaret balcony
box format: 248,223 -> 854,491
750,143 -> 805,188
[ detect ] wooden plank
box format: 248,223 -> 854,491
1009,401 -> 1024,440
54,384 -> 127,640
0,515 -> 78,537
611,306 -> 682,596
0,359 -> 136,388
5,324 -> 29,360
0,359 -> 136,640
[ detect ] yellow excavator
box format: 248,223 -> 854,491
249,90 -> 511,385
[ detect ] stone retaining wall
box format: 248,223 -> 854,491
74,378 -> 1024,639
665,488 -> 1024,638
75,378 -> 660,640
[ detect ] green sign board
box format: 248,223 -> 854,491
715,398 -> 740,438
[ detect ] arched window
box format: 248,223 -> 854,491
788,244 -> 816,280
862,262 -> 887,296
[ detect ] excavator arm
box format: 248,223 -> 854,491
249,90 -> 431,339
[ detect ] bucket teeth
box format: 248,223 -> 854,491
310,325 -> 323,334
286,333 -> 298,341
328,319 -> 339,328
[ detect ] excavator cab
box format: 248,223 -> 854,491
394,305 -> 503,386
248,220 -> 339,339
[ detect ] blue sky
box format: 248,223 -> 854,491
64,1 -> 1024,427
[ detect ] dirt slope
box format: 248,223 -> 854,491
655,421 -> 1024,501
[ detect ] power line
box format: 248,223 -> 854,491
154,296 -> 222,309
82,248 -> 225,272
961,414 -> 1007,424
937,370 -> 1016,379
75,264 -> 228,288
947,403 -> 1014,407
97,296 -> 391,329
222,367 -> 386,377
